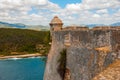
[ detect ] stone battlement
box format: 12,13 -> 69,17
62,26 -> 89,31
62,26 -> 120,31
92,26 -> 120,30
44,16 -> 120,80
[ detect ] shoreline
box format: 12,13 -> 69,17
0,53 -> 45,60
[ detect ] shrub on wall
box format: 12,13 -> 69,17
57,49 -> 67,80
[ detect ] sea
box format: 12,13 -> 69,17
0,57 -> 46,80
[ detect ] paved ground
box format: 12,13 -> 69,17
93,59 -> 120,80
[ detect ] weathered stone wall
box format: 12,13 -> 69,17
66,30 -> 116,80
44,31 -> 65,80
44,29 -> 120,80
111,30 -> 120,58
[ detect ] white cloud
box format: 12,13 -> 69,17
96,9 -> 108,14
64,0 -> 120,11
66,3 -> 82,11
93,14 -> 101,18
82,0 -> 120,9
0,0 -> 120,26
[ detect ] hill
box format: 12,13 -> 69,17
0,28 -> 50,56
27,25 -> 49,31
86,24 -> 105,28
85,22 -> 120,27
0,21 -> 49,31
1,21 -> 120,30
110,22 -> 120,26
0,22 -> 26,28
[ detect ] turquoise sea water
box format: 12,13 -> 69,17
0,57 -> 46,80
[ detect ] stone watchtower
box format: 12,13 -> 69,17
49,16 -> 63,34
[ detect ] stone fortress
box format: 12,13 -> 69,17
44,16 -> 120,80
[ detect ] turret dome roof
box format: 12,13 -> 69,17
50,16 -> 63,25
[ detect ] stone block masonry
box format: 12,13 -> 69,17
44,16 -> 120,80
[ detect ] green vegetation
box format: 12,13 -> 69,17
0,28 -> 50,56
57,49 -> 67,80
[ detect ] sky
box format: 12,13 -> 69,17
50,0 -> 82,8
0,0 -> 120,26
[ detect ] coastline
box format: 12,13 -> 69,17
0,53 -> 45,60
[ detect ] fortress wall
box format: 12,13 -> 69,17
66,30 -> 96,80
66,30 -> 116,80
111,30 -> 120,58
44,29 -> 120,80
44,31 -> 65,80
91,30 -> 111,47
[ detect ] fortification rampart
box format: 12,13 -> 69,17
44,29 -> 120,80
44,16 -> 120,80
62,26 -> 120,31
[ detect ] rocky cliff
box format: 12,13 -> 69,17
44,28 -> 120,80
